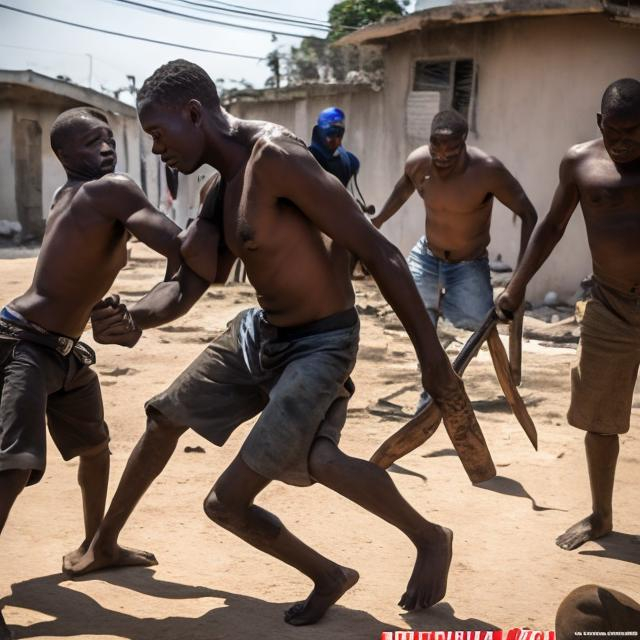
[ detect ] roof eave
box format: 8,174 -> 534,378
337,0 -> 609,46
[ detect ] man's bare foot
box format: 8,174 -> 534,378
63,542 -> 157,576
0,610 -> 12,640
399,525 -> 453,610
284,566 -> 359,626
62,543 -> 90,570
556,513 -> 612,551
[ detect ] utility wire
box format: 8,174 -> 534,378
204,0 -> 332,25
111,0 -> 319,38
169,0 -> 331,30
0,3 -> 263,60
149,0 -> 329,32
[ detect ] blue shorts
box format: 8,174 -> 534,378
408,236 -> 494,331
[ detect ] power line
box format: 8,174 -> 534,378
111,0 -> 319,38
0,43 -> 130,75
0,3 -> 263,60
206,0 -> 332,25
167,0 -> 331,32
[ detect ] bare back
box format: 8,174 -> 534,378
406,146 -> 496,261
10,179 -> 130,337
220,123 -> 354,326
572,139 -> 640,290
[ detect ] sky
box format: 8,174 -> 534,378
0,0 -> 414,106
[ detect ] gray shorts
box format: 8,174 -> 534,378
0,336 -> 109,486
146,307 -> 359,486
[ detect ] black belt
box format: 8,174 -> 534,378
262,307 -> 358,342
0,318 -> 95,364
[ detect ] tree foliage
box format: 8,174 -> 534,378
266,0 -> 407,88
327,0 -> 407,42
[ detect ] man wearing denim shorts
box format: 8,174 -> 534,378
372,110 -> 537,330
372,110 -> 537,411
66,60 -> 494,626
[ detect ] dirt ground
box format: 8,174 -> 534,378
1,242 -> 638,639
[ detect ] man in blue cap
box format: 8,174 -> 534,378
309,108 -> 373,214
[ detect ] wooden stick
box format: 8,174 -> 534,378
509,306 -> 524,386
486,327 -> 538,450
370,310 -> 499,482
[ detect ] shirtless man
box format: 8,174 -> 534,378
0,107 -> 182,637
497,78 -> 640,550
66,59 -> 487,625
372,110 -> 537,331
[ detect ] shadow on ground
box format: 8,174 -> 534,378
1,568 -> 499,639
579,531 -> 640,566
474,475 -> 566,512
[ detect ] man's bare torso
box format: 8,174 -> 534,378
572,139 -> 640,290
10,177 -> 130,337
407,146 -> 495,261
219,122 -> 354,326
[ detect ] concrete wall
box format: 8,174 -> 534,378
229,14 -> 640,302
0,101 -> 152,226
0,107 -> 15,221
380,13 -> 640,301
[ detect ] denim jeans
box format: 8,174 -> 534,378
408,236 -> 494,414
408,236 -> 494,331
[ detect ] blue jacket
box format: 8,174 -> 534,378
308,126 -> 360,187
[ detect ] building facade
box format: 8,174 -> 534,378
229,0 -> 640,301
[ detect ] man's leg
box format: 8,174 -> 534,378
407,237 -> 442,328
408,239 -> 442,413
62,443 -> 110,570
66,410 -> 186,575
441,256 -> 493,331
1,469 -> 30,640
204,454 -> 359,626
556,432 -> 618,550
309,438 -> 452,611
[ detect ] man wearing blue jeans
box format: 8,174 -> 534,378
372,110 -> 537,408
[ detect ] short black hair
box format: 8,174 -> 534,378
137,59 -> 220,109
431,110 -> 468,138
50,107 -> 109,156
601,78 -> 640,117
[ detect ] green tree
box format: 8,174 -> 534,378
327,0 -> 407,42
276,0 -> 407,87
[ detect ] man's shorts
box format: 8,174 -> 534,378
407,236 -> 493,331
146,307 -> 359,486
0,335 -> 109,486
568,280 -> 640,435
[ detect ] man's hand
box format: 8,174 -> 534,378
495,287 -> 523,322
91,295 -> 142,348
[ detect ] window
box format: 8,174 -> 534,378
413,59 -> 475,118
406,58 -> 476,143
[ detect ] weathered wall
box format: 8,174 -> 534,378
0,101 -> 153,227
0,107 -> 15,221
229,14 -> 640,302
380,14 -> 640,300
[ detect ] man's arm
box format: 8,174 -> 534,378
370,151 -> 422,229
91,176 -> 231,344
85,174 -> 182,277
264,141 -> 453,399
91,263 -> 210,347
496,149 -> 581,317
486,159 -> 538,264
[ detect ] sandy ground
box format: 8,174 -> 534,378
1,242 -> 638,639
